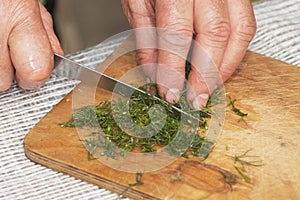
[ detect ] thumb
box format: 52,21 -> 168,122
8,1 -> 54,90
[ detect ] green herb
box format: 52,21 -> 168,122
60,105 -> 98,128
234,165 -> 251,183
119,172 -> 144,198
87,151 -> 96,161
225,145 -> 230,151
129,172 -> 144,187
228,96 -> 248,121
227,149 -> 264,183
169,170 -> 183,182
170,176 -> 183,182
61,85 -> 220,158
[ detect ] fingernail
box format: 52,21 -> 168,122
166,88 -> 180,104
146,77 -> 157,95
192,94 -> 209,110
214,85 -> 218,91
146,77 -> 152,84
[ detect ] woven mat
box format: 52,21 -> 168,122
1,0 -> 300,199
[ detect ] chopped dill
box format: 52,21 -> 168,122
60,85 -> 220,158
228,96 -> 248,117
118,172 -> 144,199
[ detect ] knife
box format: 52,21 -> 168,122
53,53 -> 217,157
53,53 -> 202,122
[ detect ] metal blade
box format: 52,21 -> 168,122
54,53 -> 129,92
53,53 -> 203,126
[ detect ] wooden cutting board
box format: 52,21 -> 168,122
24,40 -> 300,199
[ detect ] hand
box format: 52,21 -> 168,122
121,0 -> 256,109
0,0 -> 63,91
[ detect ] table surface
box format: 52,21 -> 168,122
1,0 -> 300,199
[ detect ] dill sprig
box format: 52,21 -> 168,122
118,172 -> 144,199
228,96 -> 248,122
227,149 -> 264,183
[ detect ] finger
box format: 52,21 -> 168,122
8,0 -> 54,90
136,31 -> 158,85
156,0 -> 193,104
0,3 -> 14,91
0,40 -> 14,91
187,0 -> 230,110
39,2 -> 64,55
220,0 -> 256,81
121,0 -> 157,83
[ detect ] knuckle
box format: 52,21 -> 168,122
8,1 -> 42,30
220,63 -> 239,81
221,68 -> 235,79
160,20 -> 193,38
201,17 -> 231,44
157,26 -> 193,55
136,49 -> 157,64
11,1 -> 37,19
234,16 -> 257,42
121,0 -> 155,27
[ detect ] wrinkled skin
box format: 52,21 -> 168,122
121,0 -> 256,109
0,0 -> 63,91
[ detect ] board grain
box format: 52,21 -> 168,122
24,41 -> 300,199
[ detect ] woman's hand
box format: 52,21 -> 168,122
121,0 -> 256,109
0,0 -> 63,91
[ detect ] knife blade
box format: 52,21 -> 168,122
53,53 -> 203,125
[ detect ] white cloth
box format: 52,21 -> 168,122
1,0 -> 300,199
